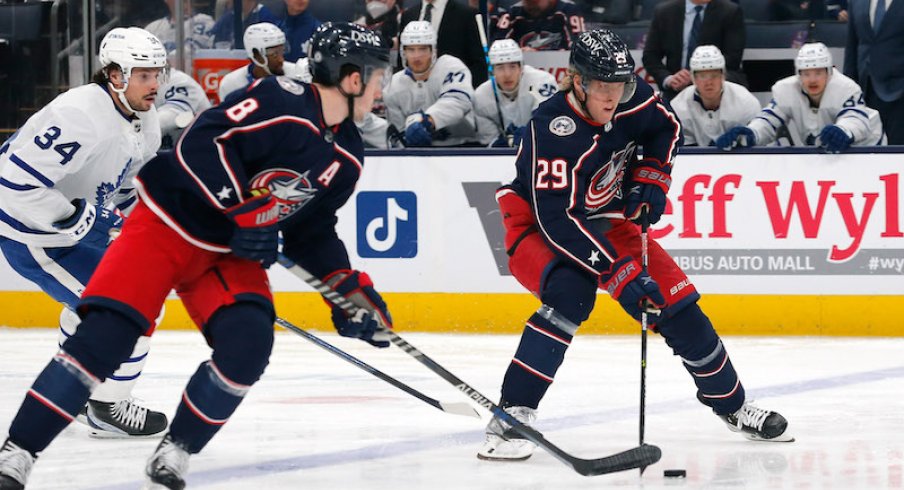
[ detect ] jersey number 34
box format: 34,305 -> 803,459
34,126 -> 81,165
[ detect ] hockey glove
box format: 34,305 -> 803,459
599,256 -> 666,323
325,269 -> 392,348
404,111 -> 435,147
818,125 -> 854,154
715,126 -> 756,151
53,198 -> 123,249
506,124 -> 527,148
225,188 -> 279,268
624,165 -> 670,224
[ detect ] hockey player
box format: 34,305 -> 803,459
716,42 -> 885,153
218,22 -> 311,102
0,27 -> 169,442
475,39 -> 557,147
0,22 -> 392,490
490,0 -> 585,51
478,29 -> 793,462
156,68 -> 211,148
670,46 -> 761,147
384,21 -> 478,147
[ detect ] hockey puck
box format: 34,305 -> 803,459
664,469 -> 687,478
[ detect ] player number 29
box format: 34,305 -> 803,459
535,158 -> 568,190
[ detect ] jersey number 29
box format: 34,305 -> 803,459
535,158 -> 568,189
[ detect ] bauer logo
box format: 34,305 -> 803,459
357,192 -> 417,258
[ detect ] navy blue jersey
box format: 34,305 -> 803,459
137,76 -> 364,278
503,77 -> 682,277
490,0 -> 585,51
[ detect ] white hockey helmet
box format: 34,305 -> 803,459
489,39 -> 523,66
795,42 -> 833,72
400,21 -> 436,73
689,45 -> 725,75
244,22 -> 286,66
98,27 -> 168,81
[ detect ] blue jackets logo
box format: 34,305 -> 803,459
357,192 -> 417,258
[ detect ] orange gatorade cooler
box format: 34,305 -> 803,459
193,49 -> 248,105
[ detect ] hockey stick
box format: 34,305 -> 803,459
277,254 -> 662,476
638,209 -> 651,474
474,13 -> 509,145
274,316 -> 479,418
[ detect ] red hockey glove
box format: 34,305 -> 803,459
225,188 -> 279,268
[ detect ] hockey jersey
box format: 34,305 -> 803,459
137,76 -> 365,278
384,54 -> 477,146
501,78 -> 682,275
748,69 -> 885,147
0,84 -> 160,247
670,81 -> 761,146
156,69 -> 211,148
218,59 -> 311,102
145,13 -> 215,54
490,0 -> 585,51
475,65 -> 558,145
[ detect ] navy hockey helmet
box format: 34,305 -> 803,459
569,29 -> 636,103
308,22 -> 391,90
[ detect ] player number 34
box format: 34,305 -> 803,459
34,126 -> 81,165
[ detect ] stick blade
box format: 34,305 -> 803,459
439,402 -> 481,418
574,444 -> 662,476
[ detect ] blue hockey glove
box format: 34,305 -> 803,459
818,125 -> 854,154
490,134 -> 510,148
225,188 -> 279,268
715,126 -> 756,151
325,269 -> 391,348
506,123 -> 527,147
404,111 -> 435,147
599,256 -> 666,323
53,199 -> 123,249
624,165 -> 671,224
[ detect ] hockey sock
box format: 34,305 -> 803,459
500,305 -> 578,409
657,303 -> 745,415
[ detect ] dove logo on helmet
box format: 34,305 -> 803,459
307,22 -> 391,92
569,29 -> 636,104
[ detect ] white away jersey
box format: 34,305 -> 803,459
384,55 -> 477,146
218,59 -> 311,102
475,65 -> 557,145
156,69 -> 211,146
671,81 -> 761,146
145,14 -> 214,54
0,84 -> 161,247
748,69 -> 885,147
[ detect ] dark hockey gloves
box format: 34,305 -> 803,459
599,256 -> 666,323
53,198 -> 123,248
225,188 -> 279,268
818,125 -> 854,154
325,269 -> 392,348
404,111 -> 435,147
716,126 -> 756,151
492,124 -> 527,148
624,165 -> 670,224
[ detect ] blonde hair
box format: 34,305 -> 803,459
559,67 -> 579,93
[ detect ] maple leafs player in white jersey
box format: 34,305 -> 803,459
716,42 -> 885,153
0,28 -> 169,448
670,46 -> 761,147
218,22 -> 311,102
475,39 -> 558,147
384,21 -> 478,147
156,68 -> 211,149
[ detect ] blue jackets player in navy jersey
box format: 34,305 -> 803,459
490,0 -> 585,51
0,22 -> 392,490
478,30 -> 793,462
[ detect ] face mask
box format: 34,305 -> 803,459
366,1 -> 391,18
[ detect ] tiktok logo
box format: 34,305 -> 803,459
356,191 -> 418,258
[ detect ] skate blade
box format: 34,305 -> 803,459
476,452 -> 533,462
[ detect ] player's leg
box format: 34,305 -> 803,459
607,220 -> 792,442
145,256 -> 274,488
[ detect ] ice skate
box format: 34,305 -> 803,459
0,440 -> 35,490
477,406 -> 538,461
86,399 -> 168,438
143,434 -> 190,490
719,400 -> 794,442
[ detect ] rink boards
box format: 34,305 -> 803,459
1,149 -> 902,335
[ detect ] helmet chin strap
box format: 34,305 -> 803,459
108,80 -> 139,115
337,78 -> 366,124
252,51 -> 274,76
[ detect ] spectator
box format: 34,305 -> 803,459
384,21 -> 478,146
401,0 -> 488,87
490,0 -> 585,51
578,0 -> 636,24
475,39 -> 558,147
716,42 -> 885,152
356,0 -> 403,49
218,22 -> 310,101
671,45 -> 760,146
275,0 -> 323,62
145,0 -> 215,55
642,0 -> 746,101
845,0 -> 904,144
210,0 -> 278,49
827,0 -> 849,20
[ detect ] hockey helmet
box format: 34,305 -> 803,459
795,42 -> 833,73
569,29 -> 636,103
243,22 -> 286,67
400,20 -> 437,48
689,45 -> 725,75
489,39 -> 523,66
308,22 -> 391,89
98,27 -> 168,83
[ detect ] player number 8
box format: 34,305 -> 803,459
225,98 -> 260,123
